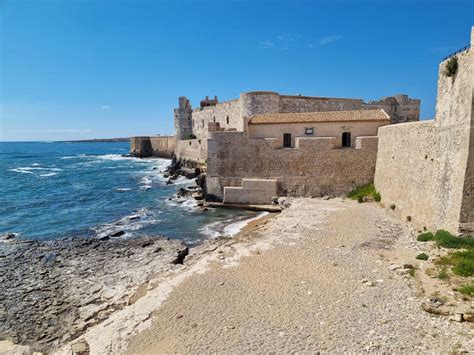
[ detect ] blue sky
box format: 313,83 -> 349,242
0,0 -> 472,141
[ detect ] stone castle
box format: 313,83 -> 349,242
130,27 -> 474,235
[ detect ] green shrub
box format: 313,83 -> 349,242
389,204 -> 396,210
458,284 -> 474,296
438,268 -> 449,280
445,56 -> 458,77
373,191 -> 381,202
416,253 -> 429,260
437,250 -> 474,277
417,232 -> 435,242
185,133 -> 197,140
347,183 -> 381,203
434,230 -> 474,249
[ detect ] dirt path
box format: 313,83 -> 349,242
125,198 -> 473,353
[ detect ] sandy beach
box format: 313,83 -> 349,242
50,198 -> 474,354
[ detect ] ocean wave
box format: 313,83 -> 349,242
9,166 -> 62,176
199,212 -> 269,239
164,197 -> 197,212
91,208 -> 160,238
116,187 -> 132,192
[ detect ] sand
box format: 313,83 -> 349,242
56,198 -> 473,354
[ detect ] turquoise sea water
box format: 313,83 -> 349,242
0,142 -> 257,244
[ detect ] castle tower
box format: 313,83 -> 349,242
174,96 -> 193,140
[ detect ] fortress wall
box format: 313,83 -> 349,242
279,95 -> 365,113
374,39 -> 473,234
191,99 -> 241,140
175,139 -> 207,167
207,131 -> 379,201
130,136 -> 175,158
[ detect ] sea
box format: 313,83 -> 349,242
0,141 -> 260,245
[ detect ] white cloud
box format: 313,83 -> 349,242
319,35 -> 342,46
261,41 -> 274,49
100,105 -> 111,110
7,129 -> 94,133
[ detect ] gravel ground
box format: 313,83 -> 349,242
125,198 -> 474,353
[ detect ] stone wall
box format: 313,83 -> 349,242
374,31 -> 473,234
191,99 -> 241,139
248,120 -> 387,148
129,136 -> 175,158
207,131 -> 379,201
174,139 -> 208,167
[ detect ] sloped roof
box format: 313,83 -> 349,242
249,109 -> 390,125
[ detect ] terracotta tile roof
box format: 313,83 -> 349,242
249,109 -> 390,125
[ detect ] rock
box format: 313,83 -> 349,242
171,247 -> 189,265
277,197 -> 291,209
196,173 -> 206,190
322,196 -> 330,200
463,313 -> 474,322
196,200 -> 205,207
71,338 -> 89,355
166,179 -> 174,185
128,215 -> 140,221
192,192 -> 204,200
271,196 -> 279,205
109,231 -> 125,238
454,313 -> 464,322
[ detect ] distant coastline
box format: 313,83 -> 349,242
55,137 -> 130,143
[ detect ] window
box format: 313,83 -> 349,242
305,128 -> 314,135
226,116 -> 229,124
283,133 -> 292,148
213,116 -> 216,122
342,132 -> 351,148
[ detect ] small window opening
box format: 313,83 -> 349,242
283,133 -> 292,148
342,132 -> 351,148
213,116 -> 216,122
305,128 -> 314,135
226,116 -> 229,124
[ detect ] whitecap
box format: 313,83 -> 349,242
116,187 -> 132,192
39,172 -> 58,177
9,168 -> 35,174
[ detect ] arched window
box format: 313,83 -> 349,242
226,116 -> 229,124
342,132 -> 351,148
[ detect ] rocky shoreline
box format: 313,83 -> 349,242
0,233 -> 188,353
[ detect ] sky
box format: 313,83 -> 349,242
0,0 -> 473,142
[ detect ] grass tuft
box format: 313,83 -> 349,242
416,253 -> 429,260
347,183 -> 381,203
417,232 -> 435,242
458,284 -> 474,296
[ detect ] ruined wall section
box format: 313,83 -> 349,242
375,38 -> 473,234
207,131 -> 379,200
191,99 -> 241,140
366,95 -> 420,124
130,136 -> 175,158
174,139 -> 207,167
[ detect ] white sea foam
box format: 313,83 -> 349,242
116,187 -> 132,192
9,165 -> 62,176
199,212 -> 269,239
92,208 -> 160,238
39,172 -> 58,177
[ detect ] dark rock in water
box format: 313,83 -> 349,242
170,174 -> 178,181
141,241 -> 153,248
171,247 -> 189,265
192,192 -> 204,200
166,179 -> 174,185
1,233 -> 18,241
152,167 -> 159,170
128,215 -> 140,221
176,168 -> 197,179
109,231 -> 125,238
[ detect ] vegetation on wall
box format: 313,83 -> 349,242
185,133 -> 197,140
444,56 -> 458,77
347,183 -> 381,203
